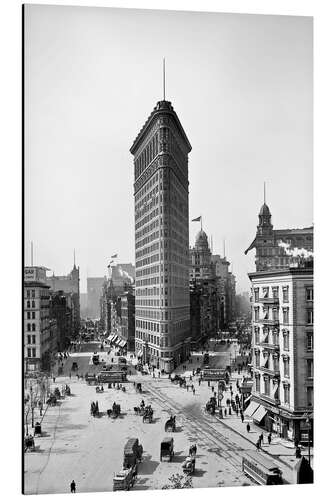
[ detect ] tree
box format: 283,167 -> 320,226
162,473 -> 193,489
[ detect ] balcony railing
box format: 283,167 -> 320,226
258,297 -> 279,305
260,366 -> 280,377
258,318 -> 280,326
259,341 -> 280,351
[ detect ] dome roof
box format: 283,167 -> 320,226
259,203 -> 271,216
195,229 -> 209,248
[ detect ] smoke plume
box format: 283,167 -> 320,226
278,241 -> 313,259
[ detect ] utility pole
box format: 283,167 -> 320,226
30,384 -> 34,428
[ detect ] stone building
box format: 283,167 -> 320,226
49,290 -> 73,351
130,99 -> 192,372
245,201 -> 313,271
47,263 -> 80,335
24,267 -> 56,373
247,259 -> 313,444
120,289 -> 135,352
87,277 -> 105,318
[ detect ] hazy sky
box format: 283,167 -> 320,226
24,5 -> 313,293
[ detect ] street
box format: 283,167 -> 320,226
24,343 -> 296,494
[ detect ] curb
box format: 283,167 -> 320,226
213,414 -> 294,470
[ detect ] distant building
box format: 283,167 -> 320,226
245,201 -> 313,271
120,289 -> 135,351
131,99 -> 192,372
87,277 -> 106,318
47,263 -> 80,335
49,291 -> 74,351
248,260 -> 313,444
80,292 -> 88,317
189,229 -> 219,343
24,267 -> 56,373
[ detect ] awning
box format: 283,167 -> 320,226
244,395 -> 252,404
137,350 -> 143,357
244,401 -> 260,417
252,405 -> 267,423
113,335 -> 119,344
119,340 -> 126,348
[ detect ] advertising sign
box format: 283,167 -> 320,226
24,267 -> 47,284
201,369 -> 227,381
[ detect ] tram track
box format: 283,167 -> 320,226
144,381 -> 251,481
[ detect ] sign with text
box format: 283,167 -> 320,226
24,267 -> 47,284
201,369 -> 228,381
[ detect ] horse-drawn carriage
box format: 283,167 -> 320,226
90,401 -> 100,417
135,382 -> 142,394
34,422 -> 42,436
182,456 -> 196,475
86,373 -> 97,385
160,437 -> 174,462
205,397 -> 217,415
24,434 -> 35,452
46,394 -> 57,406
113,466 -> 137,491
107,402 -> 121,418
95,385 -> 104,393
142,406 -> 153,423
123,438 -> 143,468
165,416 -> 176,432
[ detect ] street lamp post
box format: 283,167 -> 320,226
30,384 -> 34,428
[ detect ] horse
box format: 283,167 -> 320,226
189,444 -> 197,456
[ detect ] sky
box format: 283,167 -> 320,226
24,5 -> 313,293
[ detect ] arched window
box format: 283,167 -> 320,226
32,300 -> 35,308
32,323 -> 36,331
27,323 -> 31,331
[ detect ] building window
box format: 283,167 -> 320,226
254,288 -> 259,303
264,377 -> 270,396
255,352 -> 260,368
27,335 -> 31,344
262,287 -> 269,299
254,327 -> 260,344
27,312 -> 31,319
307,332 -> 313,351
27,300 -> 30,308
306,288 -> 313,301
283,357 -> 290,377
32,300 -> 35,308
283,331 -> 289,351
307,359 -> 313,378
282,286 -> 289,303
307,387 -> 313,407
272,287 -> 279,299
272,308 -> 279,321
27,290 -> 31,298
282,308 -> 289,325
32,312 -> 36,319
255,376 -> 260,392
27,348 -> 31,357
32,348 -> 36,357
307,309 -> 313,325
31,290 -> 35,298
27,323 -> 31,332
284,384 -> 290,404
273,356 -> 279,372
32,323 -> 36,331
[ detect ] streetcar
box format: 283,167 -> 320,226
242,451 -> 283,485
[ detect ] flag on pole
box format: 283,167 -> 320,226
111,254 -> 118,258
191,216 -> 201,222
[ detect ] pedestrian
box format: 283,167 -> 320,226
229,407 -> 232,416
193,388 -> 195,395
198,379 -> 201,386
208,381 -> 210,387
259,432 -> 264,445
235,407 -> 239,416
53,377 -> 56,383
230,385 -> 232,392
186,385 -> 189,392
211,386 -> 214,393
158,371 -> 160,378
256,440 -> 260,451
246,423 -> 250,433
241,413 -> 244,423
70,480 -> 76,493
224,408 -> 227,417
268,432 -> 272,445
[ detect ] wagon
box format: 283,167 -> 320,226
182,456 -> 195,475
160,437 -> 174,462
113,465 -> 137,491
